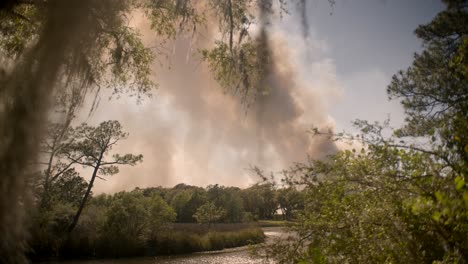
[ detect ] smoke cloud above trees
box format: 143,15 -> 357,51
76,11 -> 341,193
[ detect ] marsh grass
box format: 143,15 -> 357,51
30,224 -> 265,260
151,226 -> 265,255
257,220 -> 290,227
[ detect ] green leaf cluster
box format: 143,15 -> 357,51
266,1 -> 468,263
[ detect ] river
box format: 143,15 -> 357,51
47,227 -> 286,264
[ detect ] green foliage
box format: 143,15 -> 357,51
193,202 -> 226,226
166,185 -> 207,222
61,120 -> 143,232
29,189 -> 266,259
277,187 -> 304,220
160,183 -> 275,224
207,184 -> 245,222
388,0 -> 468,165
0,0 -> 296,105
98,191 -> 176,256
241,182 -> 278,220
142,0 -> 203,38
47,168 -> 88,207
0,0 -> 206,99
201,0 -> 268,105
30,179 -> 286,260
257,220 -> 290,227
30,202 -> 76,257
266,1 -> 468,263
0,4 -> 38,57
267,152 -> 425,263
29,190 -> 176,259
201,38 -> 270,104
62,120 -> 143,179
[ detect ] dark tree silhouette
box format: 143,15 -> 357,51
62,120 -> 142,232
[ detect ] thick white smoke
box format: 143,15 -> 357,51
75,10 -> 342,193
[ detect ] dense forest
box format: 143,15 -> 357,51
0,0 -> 467,263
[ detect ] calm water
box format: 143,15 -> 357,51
48,227 -> 286,264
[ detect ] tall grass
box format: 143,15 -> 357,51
169,223 -> 258,234
257,220 -> 290,227
151,227 -> 265,255
29,225 -> 265,260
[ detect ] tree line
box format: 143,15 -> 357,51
35,169 -> 304,228
30,171 -> 301,258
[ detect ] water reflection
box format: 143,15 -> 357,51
55,247 -> 264,264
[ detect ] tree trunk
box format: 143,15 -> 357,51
68,153 -> 102,232
40,146 -> 56,209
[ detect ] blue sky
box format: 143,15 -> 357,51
307,0 -> 443,76
302,0 -> 444,132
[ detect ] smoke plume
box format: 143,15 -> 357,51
78,11 -> 340,193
